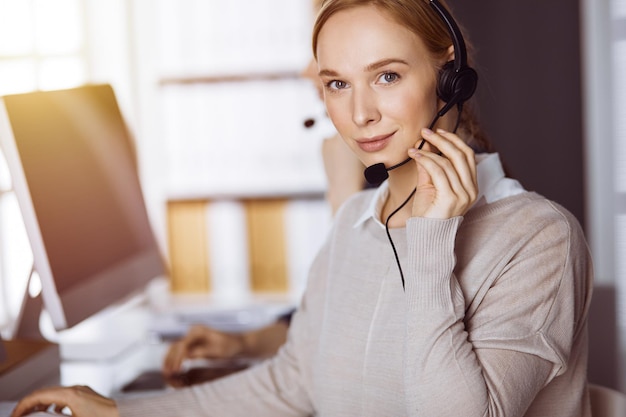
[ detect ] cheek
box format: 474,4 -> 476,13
381,91 -> 433,137
388,71 -> 439,123
390,86 -> 432,116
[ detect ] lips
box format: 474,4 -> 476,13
355,132 -> 394,153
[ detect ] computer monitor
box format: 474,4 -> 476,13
0,84 -> 166,337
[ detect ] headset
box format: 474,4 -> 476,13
363,0 -> 478,185
381,0 -> 479,290
430,0 -> 478,119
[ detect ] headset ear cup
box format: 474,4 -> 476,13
454,66 -> 478,103
436,61 -> 457,103
437,61 -> 478,106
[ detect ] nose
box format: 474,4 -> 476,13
351,86 -> 380,127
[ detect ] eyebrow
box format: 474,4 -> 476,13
365,58 -> 409,72
318,58 -> 410,78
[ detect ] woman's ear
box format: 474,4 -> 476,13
445,45 -> 455,64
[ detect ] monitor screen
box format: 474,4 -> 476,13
0,84 -> 166,332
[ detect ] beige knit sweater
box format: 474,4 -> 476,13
118,189 -> 593,416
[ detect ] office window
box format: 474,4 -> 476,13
0,0 -> 87,329
0,0 -> 86,96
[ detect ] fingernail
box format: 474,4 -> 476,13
408,148 -> 417,155
422,128 -> 433,136
436,128 -> 448,134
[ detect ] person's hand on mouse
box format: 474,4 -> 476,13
162,324 -> 246,377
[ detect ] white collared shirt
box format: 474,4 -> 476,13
353,153 -> 526,228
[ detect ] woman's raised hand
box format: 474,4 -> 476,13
408,128 -> 478,219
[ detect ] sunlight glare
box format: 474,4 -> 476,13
34,0 -> 82,55
0,0 -> 35,55
0,60 -> 37,95
39,56 -> 85,90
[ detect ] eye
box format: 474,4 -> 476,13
326,80 -> 348,90
379,72 -> 400,84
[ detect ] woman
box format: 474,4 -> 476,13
12,1 -> 593,416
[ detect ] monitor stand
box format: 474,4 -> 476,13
12,266 -> 143,362
14,266 -> 46,340
9,264 -> 56,342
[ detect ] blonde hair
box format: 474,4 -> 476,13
311,0 -> 493,153
313,0 -> 451,62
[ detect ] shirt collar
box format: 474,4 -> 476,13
353,152 -> 522,228
353,180 -> 389,228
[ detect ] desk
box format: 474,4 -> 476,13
0,339 -> 60,401
61,341 -> 169,398
55,292 -> 296,397
1,292 -> 296,399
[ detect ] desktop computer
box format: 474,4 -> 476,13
0,84 -> 167,337
0,84 -> 295,400
0,84 -> 167,398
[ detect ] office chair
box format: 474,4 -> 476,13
588,383 -> 626,417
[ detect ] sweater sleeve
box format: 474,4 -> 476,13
402,212 -> 587,417
115,241 -> 334,417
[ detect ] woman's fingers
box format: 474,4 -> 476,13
162,340 -> 187,375
409,128 -> 478,218
12,387 -> 66,417
12,386 -> 119,417
163,325 -> 247,376
432,129 -> 477,188
163,327 -> 208,375
422,128 -> 477,193
411,151 -> 471,217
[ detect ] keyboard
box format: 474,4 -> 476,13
120,357 -> 259,393
148,304 -> 295,340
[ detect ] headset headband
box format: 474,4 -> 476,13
429,0 -> 468,72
